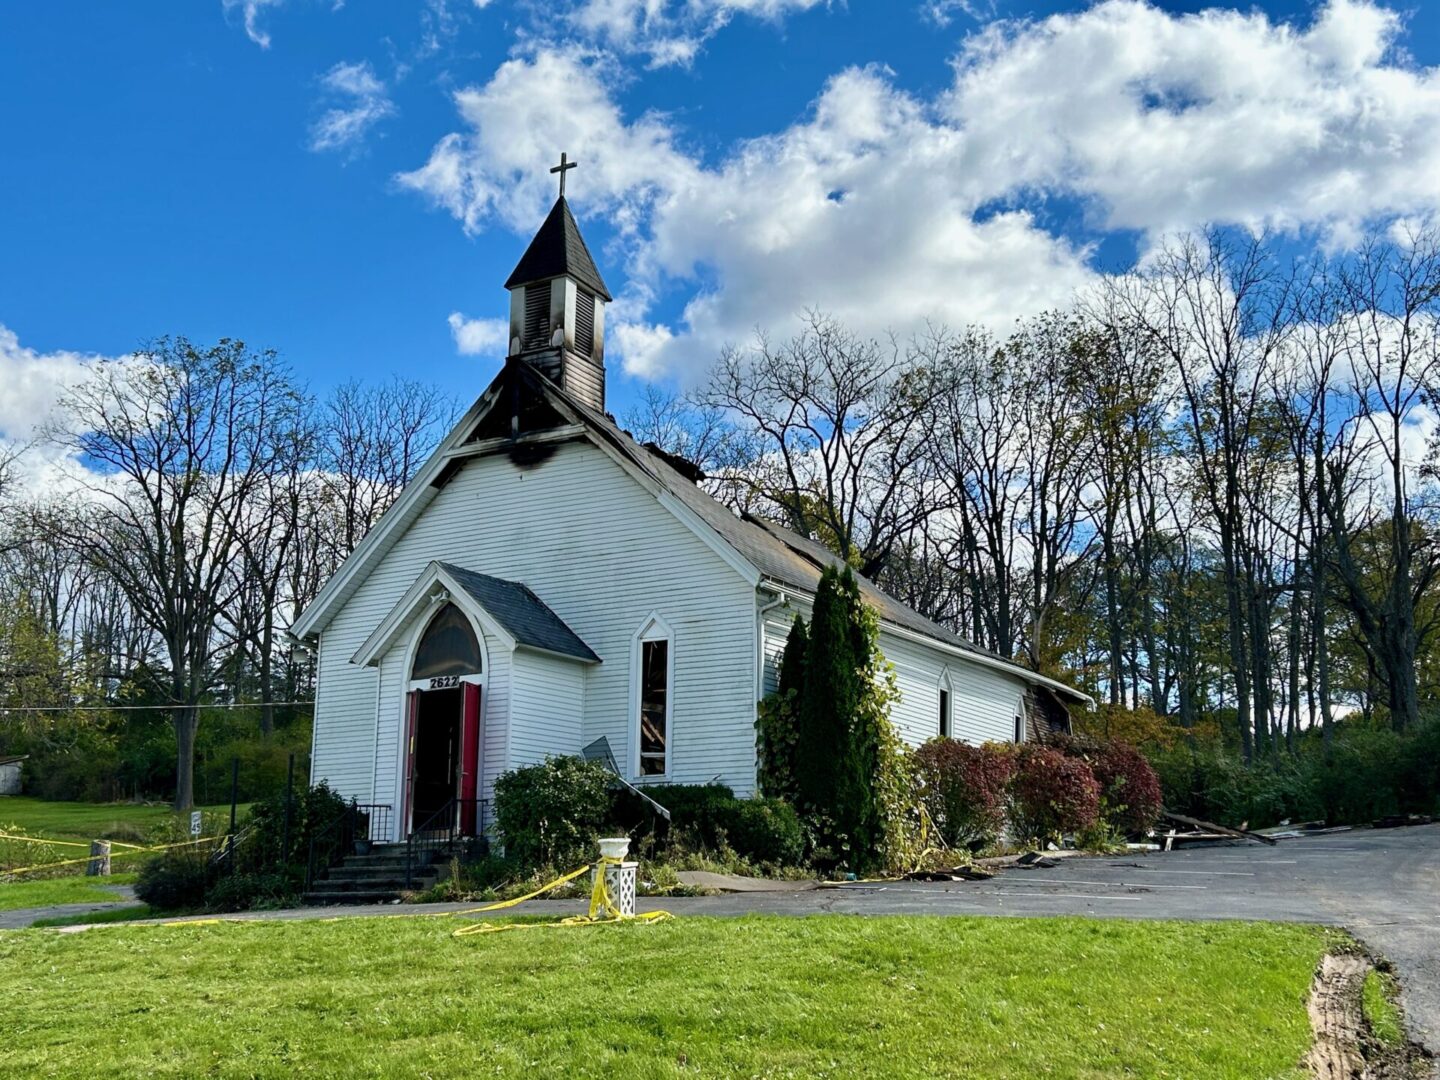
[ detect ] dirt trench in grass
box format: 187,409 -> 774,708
1307,951 -> 1432,1079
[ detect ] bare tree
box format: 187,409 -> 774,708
621,385 -> 762,513
318,378 -> 456,563
1111,231 -> 1292,760
54,338 -> 305,809
697,312 -> 942,579
1322,230 -> 1440,732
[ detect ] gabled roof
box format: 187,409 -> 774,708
503,196 -> 612,302
351,560 -> 599,668
295,358 -> 1087,704
544,377 -> 1090,705
438,563 -> 599,662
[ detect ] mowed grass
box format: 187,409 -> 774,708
0,915 -> 1330,1079
0,795 -> 236,843
0,873 -> 136,912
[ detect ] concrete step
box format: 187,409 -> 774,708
340,848 -> 454,870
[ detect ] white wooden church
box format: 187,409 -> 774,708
293,180 -> 1088,842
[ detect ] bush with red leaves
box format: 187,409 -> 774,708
1090,741 -> 1163,834
915,740 -> 1015,848
1009,745 -> 1101,841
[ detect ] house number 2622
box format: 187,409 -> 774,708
428,675 -> 461,689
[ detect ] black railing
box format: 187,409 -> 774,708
404,798 -> 484,889
304,801 -> 395,891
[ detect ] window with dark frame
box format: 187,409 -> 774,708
939,687 -> 951,739
639,638 -> 669,775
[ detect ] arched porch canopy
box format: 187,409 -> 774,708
351,560 -> 600,671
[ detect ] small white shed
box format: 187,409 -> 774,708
0,755 -> 26,796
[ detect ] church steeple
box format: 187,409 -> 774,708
505,156 -> 611,412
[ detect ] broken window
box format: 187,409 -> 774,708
638,637 -> 669,776
939,687 -> 951,739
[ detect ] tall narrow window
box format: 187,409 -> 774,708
639,639 -> 669,775
939,688 -> 951,739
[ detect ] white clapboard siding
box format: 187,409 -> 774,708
508,650 -> 585,767
311,440 -> 758,808
759,598 -> 1031,751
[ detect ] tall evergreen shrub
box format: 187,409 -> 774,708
755,615 -> 807,800
795,567 -> 859,813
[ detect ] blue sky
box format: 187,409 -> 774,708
3,0 -> 1439,459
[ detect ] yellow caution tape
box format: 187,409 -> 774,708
447,862 -> 595,916
1,835 -> 224,878
0,832 -> 149,854
452,856 -> 672,937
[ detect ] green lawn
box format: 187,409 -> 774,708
0,795 -> 236,843
0,872 -> 136,912
0,915 -> 1332,1078
1363,968 -> 1405,1050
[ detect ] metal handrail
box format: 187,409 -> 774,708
305,799 -> 358,892
303,802 -> 396,891
404,798 -> 483,889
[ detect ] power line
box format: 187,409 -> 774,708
0,705 -> 312,714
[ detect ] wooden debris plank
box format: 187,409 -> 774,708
1161,811 -> 1278,846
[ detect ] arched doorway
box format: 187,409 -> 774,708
405,602 -> 485,837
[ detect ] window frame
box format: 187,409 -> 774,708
403,595 -> 489,694
938,669 -> 953,740
630,613 -> 674,781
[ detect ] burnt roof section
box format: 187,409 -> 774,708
504,196 -> 613,302
535,372 -> 1059,678
437,562 -> 600,662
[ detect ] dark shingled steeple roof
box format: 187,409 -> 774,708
504,196 -> 612,301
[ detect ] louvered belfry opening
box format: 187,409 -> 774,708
523,283 -> 551,348
505,196 -> 613,411
574,288 -> 595,357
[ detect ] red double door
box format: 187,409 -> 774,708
404,681 -> 482,837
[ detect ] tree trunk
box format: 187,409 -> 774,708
172,704 -> 199,811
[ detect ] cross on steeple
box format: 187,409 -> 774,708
550,152 -> 578,198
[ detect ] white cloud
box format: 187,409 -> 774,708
397,49 -> 693,236
945,0 -> 1440,241
401,1 -> 1440,384
222,0 -> 286,49
309,61 -> 397,155
447,312 -> 509,356
564,0 -> 827,67
0,326 -> 122,496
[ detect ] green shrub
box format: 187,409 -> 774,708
205,872 -> 292,912
915,739 -> 1014,849
622,784 -> 806,869
722,798 -> 805,866
134,849 -> 213,910
236,781 -> 349,878
494,756 -> 613,872
653,783 -> 737,844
